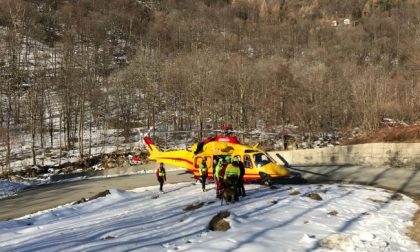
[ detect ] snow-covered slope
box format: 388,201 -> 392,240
0,183 -> 418,251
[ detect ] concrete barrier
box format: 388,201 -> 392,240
269,143 -> 420,168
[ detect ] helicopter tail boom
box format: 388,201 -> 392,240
143,137 -> 195,171
144,137 -> 161,154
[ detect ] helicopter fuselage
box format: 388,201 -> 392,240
144,136 -> 289,183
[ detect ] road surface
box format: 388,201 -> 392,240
292,164 -> 420,196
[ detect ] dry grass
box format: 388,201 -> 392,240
346,125 -> 420,144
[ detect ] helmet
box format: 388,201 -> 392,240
233,157 -> 240,162
225,156 -> 231,162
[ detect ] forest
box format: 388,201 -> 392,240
0,0 -> 419,169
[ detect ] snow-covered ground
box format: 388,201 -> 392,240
0,180 -> 29,199
0,183 -> 418,251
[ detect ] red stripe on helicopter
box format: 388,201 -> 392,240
144,137 -> 154,145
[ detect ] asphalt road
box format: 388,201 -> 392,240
0,171 -> 193,221
292,164 -> 420,196
1,164 -> 419,221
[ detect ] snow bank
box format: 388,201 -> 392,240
0,180 -> 28,199
0,183 -> 418,251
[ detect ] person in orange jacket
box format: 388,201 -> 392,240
156,162 -> 166,192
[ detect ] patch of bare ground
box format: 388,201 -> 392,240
345,125 -> 420,144
409,198 -> 420,246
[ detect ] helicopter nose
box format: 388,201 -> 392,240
263,163 -> 289,177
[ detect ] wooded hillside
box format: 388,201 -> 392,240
0,0 -> 419,168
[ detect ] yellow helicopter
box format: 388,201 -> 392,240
143,127 -> 291,184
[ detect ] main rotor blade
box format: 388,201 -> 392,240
275,154 -> 329,177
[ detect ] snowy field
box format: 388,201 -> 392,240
0,183 -> 418,252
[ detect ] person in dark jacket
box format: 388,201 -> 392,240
199,159 -> 208,192
237,158 -> 246,197
156,162 -> 166,192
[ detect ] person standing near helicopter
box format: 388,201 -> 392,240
224,157 -> 240,201
214,158 -> 223,198
156,162 -> 166,192
237,157 -> 246,197
199,158 -> 208,192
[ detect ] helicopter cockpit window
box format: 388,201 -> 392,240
253,153 -> 272,168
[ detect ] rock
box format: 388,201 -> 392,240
390,193 -> 403,201
183,202 -> 204,211
289,190 -> 301,196
208,211 -> 231,231
102,235 -> 115,240
307,193 -> 323,201
270,200 -> 278,204
327,210 -> 338,216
